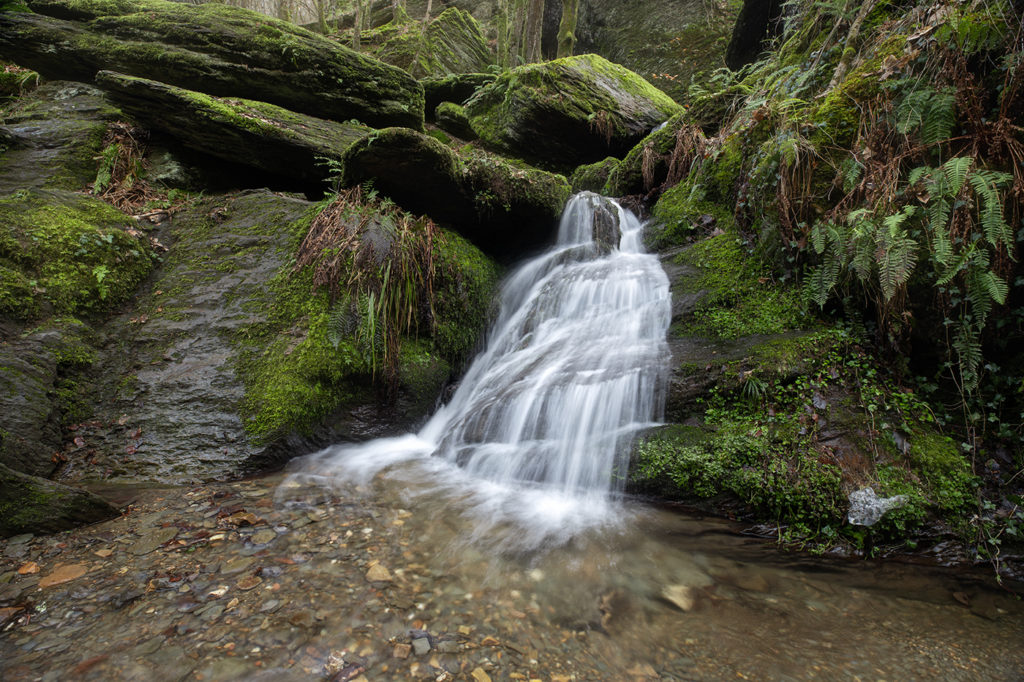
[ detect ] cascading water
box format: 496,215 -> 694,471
289,192 -> 671,549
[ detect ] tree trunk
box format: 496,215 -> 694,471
556,0 -> 578,58
523,0 -> 544,63
352,0 -> 361,49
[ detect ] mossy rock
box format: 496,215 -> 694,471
95,71 -> 370,187
464,54 -> 682,171
569,156 -> 619,193
0,81 -> 121,193
0,0 -> 424,128
0,188 -> 155,320
340,127 -> 570,259
434,101 -> 475,139
421,72 -> 496,117
361,6 -> 494,78
0,462 -> 118,537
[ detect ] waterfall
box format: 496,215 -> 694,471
289,192 -> 671,547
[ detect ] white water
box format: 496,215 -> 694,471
289,192 -> 671,549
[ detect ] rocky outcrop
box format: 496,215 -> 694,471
0,0 -> 424,128
95,71 -> 370,187
0,462 -> 118,536
465,54 -> 682,171
339,127 -> 571,257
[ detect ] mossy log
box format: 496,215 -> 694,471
0,0 -> 424,129
465,54 -> 682,171
340,127 -> 570,258
95,71 -> 370,186
0,462 -> 119,537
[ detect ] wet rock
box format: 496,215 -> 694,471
422,73 -> 496,115
38,563 -> 89,588
251,529 -> 277,545
0,81 -> 119,194
0,463 -> 120,538
130,527 -> 179,556
661,585 -> 695,612
340,127 -> 570,259
366,563 -> 392,582
411,636 -> 431,656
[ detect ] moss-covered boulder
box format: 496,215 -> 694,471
0,189 -> 155,320
0,0 -> 424,128
569,156 -> 619,193
0,462 -> 118,537
0,81 -> 121,193
95,71 -> 370,187
464,54 -> 682,171
362,7 -> 495,78
340,127 -> 571,258
421,72 -> 496,117
434,101 -> 476,139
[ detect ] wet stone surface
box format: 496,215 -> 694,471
1,472 -> 1023,681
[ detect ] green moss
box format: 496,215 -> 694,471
465,53 -> 682,169
0,190 -> 155,321
673,231 -> 808,339
570,156 -> 620,193
432,228 -> 500,362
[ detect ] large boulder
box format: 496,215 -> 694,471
339,127 -> 571,258
95,71 -> 371,187
363,7 -> 495,77
465,54 -> 682,171
0,0 -> 424,128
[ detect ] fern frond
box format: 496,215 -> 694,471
942,157 -> 972,196
922,89 -> 956,145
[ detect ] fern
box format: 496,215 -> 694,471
942,156 -> 972,196
921,89 -> 957,145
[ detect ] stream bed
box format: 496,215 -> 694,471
2,468 -> 1022,681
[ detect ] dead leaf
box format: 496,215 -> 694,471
39,563 -> 89,588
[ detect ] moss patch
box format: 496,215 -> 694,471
0,189 -> 155,320
674,231 -> 808,339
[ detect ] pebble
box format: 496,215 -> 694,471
250,529 -> 277,545
411,637 -> 431,656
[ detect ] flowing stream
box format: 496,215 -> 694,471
293,192 -> 670,549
